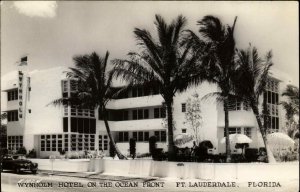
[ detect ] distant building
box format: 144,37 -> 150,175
1,57 -> 294,158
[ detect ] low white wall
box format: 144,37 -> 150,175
31,158 -> 299,181
29,159 -> 90,172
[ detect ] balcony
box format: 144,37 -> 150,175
109,118 -> 165,132
217,110 -> 257,127
107,95 -> 164,109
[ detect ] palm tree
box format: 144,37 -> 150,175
281,85 -> 299,139
234,45 -> 275,163
52,52 -> 126,159
188,15 -> 238,162
0,113 -> 7,149
112,15 -> 205,161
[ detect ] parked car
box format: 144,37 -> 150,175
1,154 -> 38,174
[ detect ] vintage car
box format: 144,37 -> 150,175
1,154 -> 38,174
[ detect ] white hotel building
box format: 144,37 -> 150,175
1,58 -> 293,158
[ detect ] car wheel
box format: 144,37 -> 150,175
14,167 -> 20,174
31,170 -> 37,174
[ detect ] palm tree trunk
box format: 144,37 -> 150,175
102,106 -> 127,160
251,104 -> 275,163
166,99 -> 176,161
224,98 -> 231,163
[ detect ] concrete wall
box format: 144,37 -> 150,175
30,158 -> 299,181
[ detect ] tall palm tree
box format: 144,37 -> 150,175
281,85 -> 299,139
188,15 -> 238,162
112,15 -> 205,161
52,52 -> 126,159
234,45 -> 275,163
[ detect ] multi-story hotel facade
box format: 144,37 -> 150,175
1,58 -> 293,158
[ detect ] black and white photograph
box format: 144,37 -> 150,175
0,1 -> 299,192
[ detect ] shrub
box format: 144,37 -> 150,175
109,141 -> 116,158
152,148 -> 167,161
129,138 -> 136,159
149,136 -> 157,156
245,148 -> 259,162
0,148 -> 8,156
136,153 -> 151,158
27,149 -> 37,158
58,149 -> 66,155
17,146 -> 27,155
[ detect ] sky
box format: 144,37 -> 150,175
1,1 -> 299,86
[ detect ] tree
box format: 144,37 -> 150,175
129,138 -> 136,159
51,52 -> 126,159
183,93 -> 203,145
234,44 -> 275,163
112,15 -> 205,161
188,15 -> 238,162
0,113 -> 7,150
149,136 -> 157,157
281,85 -> 299,139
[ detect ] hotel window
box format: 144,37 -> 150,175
64,134 -> 69,151
62,80 -> 68,97
118,132 -> 129,142
134,108 -> 149,120
154,108 -> 160,118
7,89 -> 18,101
182,103 -> 186,112
132,132 -> 138,141
227,98 -> 241,111
160,107 -> 166,118
154,107 -> 166,118
132,131 -> 149,142
78,134 -> 83,150
103,135 -> 108,150
244,127 -> 252,138
138,109 -> 143,119
7,136 -> 23,151
90,135 -> 95,150
99,135 -> 103,150
132,110 -> 138,120
138,132 -> 144,141
90,109 -> 95,117
52,135 -> 57,151
64,106 -> 68,116
7,111 -> 18,122
46,135 -> 51,151
83,109 -> 89,117
99,135 -> 109,150
58,135 -> 63,151
70,80 -> 78,92
144,109 -> 149,119
144,132 -> 149,141
83,134 -> 89,150
154,131 -> 167,142
70,106 -> 95,118
264,79 -> 280,132
224,127 -> 241,137
71,134 -> 77,151
123,110 -> 128,120
41,137 -> 45,151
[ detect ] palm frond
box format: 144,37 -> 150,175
201,92 -> 224,105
